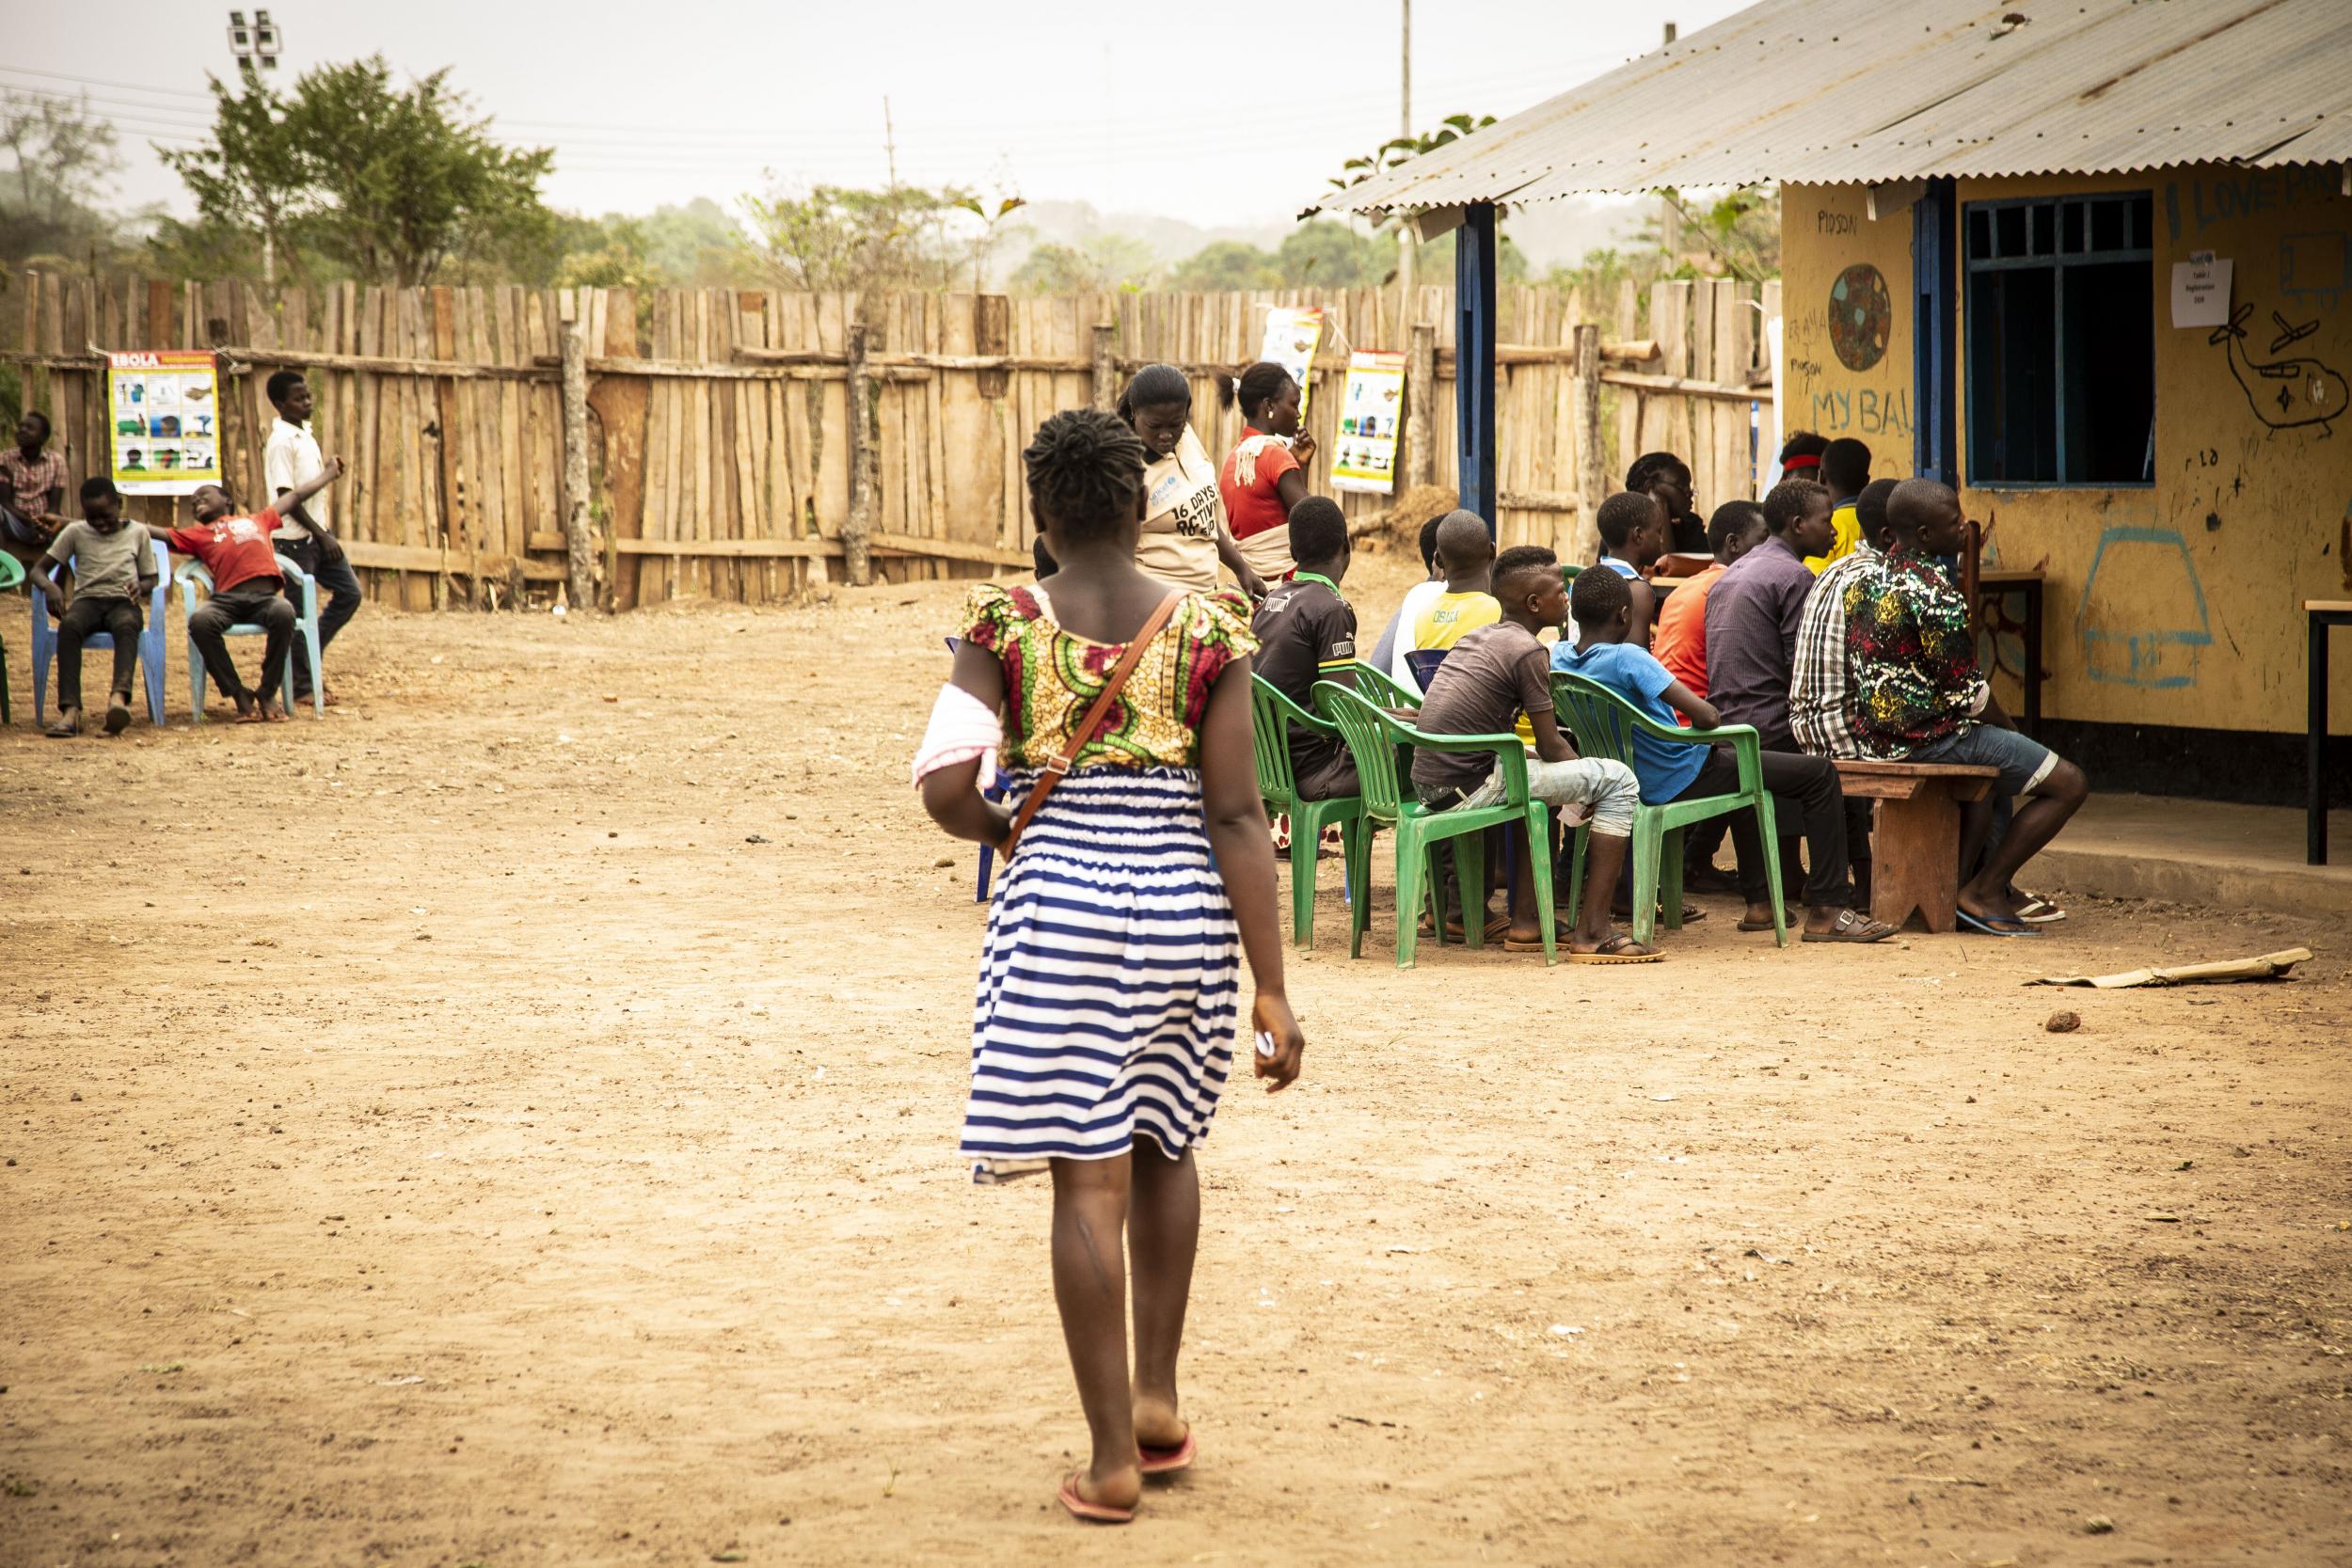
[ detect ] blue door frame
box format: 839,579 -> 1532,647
1913,178 -> 1959,485
1456,202 -> 1499,533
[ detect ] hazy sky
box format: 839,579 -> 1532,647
10,0 -> 1751,230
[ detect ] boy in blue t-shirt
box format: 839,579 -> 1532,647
1553,568 -> 1896,943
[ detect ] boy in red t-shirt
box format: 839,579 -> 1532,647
151,457 -> 344,721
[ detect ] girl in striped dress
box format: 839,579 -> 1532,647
916,408 -> 1305,1525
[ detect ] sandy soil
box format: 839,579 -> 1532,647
2,554 -> 2347,1568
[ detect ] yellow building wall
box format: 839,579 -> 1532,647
1782,168 -> 2352,736
1782,182 -> 1918,483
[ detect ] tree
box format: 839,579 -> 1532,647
741,180 -> 968,293
0,89 -> 137,269
1274,221 -> 1389,287
950,191 -> 1026,292
1327,113 -> 1497,205
160,56 -> 555,286
1166,241 -> 1278,292
1009,233 -> 1157,294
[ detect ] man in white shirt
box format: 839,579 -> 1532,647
263,370 -> 361,705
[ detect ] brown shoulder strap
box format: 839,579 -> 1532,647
1000,589 -> 1186,857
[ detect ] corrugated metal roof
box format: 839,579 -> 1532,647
1309,0 -> 2352,214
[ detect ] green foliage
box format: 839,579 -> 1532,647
1009,233 -> 1158,294
1546,186 -> 1780,307
741,181 -> 969,292
1328,113 -> 1499,207
1166,240 -> 1279,292
950,192 -> 1026,291
539,200 -> 759,292
158,57 -> 554,286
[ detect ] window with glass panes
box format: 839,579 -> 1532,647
1963,193 -> 2155,486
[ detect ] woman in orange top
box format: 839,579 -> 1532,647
1216,361 -> 1317,585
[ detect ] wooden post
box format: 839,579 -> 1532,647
1406,320 -> 1436,489
844,319 -> 875,587
1089,322 -> 1117,413
559,309 -> 596,610
1572,323 -> 1606,564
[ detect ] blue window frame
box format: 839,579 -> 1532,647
1963,193 -> 2155,487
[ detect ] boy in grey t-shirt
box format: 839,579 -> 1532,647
39,477 -> 157,737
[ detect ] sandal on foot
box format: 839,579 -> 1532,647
1057,1471 -> 1136,1524
1502,932 -> 1551,953
1956,909 -> 2043,938
1736,908 -> 1795,933
42,718 -> 79,738
1569,932 -> 1663,964
2016,894 -> 2067,924
1803,909 -> 1900,943
103,700 -> 132,736
1139,1430 -> 1195,1476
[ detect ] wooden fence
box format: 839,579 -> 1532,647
0,271 -> 1777,609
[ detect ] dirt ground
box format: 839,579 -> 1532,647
2,552 -> 2347,1568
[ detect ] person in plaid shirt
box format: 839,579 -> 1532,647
0,410 -> 70,562
1843,480 -> 2088,936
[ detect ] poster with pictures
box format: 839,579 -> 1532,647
107,350 -> 223,496
1255,306 -> 1325,417
1330,350 -> 1406,495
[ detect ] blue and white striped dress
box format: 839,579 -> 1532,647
953,583 -> 1254,1183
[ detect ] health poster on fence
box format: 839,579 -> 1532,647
1256,306 -> 1324,416
107,350 -> 222,496
1330,350 -> 1405,495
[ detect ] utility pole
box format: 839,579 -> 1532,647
882,96 -> 898,188
1394,0 -> 1416,329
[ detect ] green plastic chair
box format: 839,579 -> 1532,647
1348,659 -> 1420,712
1250,674 -> 1367,949
1313,680 -> 1557,968
1548,671 -> 1788,948
0,552 -> 24,724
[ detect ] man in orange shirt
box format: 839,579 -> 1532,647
1652,499 -> 1766,894
1652,499 -> 1766,699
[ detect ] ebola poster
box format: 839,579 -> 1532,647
107,350 -> 223,496
1329,350 -> 1405,495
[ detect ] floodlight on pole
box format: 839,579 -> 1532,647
227,7 -> 282,72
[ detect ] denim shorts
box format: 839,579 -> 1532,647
1914,722 -> 2059,797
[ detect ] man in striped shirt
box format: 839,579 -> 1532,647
1789,478 -> 1898,902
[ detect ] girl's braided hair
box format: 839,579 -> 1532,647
1023,408 -> 1149,542
1217,359 -> 1295,420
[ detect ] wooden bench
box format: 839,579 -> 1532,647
1833,759 -> 2000,933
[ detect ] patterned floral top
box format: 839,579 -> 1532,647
1841,546 -> 1988,756
960,582 -> 1257,772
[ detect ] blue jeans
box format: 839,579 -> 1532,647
1912,722 -> 2059,797
284,536 -> 361,697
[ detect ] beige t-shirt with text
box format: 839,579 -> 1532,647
1133,426 -> 1223,592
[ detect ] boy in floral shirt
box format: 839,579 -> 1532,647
1842,480 -> 2088,936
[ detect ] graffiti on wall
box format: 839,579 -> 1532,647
2209,302 -> 2345,435
2075,515 -> 2213,689
2280,231 -> 2349,312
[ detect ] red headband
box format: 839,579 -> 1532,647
1782,453 -> 1821,472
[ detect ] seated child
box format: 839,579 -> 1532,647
1555,566 -> 1897,943
1249,496 -> 1358,800
37,477 -> 157,737
151,458 -> 346,722
1579,491 -> 1669,650
1391,510 -> 1498,696
1366,514 -> 1445,679
1410,544 -> 1657,963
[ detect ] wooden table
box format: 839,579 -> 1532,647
1974,569 -> 2045,736
2308,599 -> 2352,864
1833,758 -> 1999,932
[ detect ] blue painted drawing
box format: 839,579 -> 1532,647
2076,526 -> 2212,689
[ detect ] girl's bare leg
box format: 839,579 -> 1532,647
1127,1139 -> 1198,1449
1050,1154 -> 1142,1511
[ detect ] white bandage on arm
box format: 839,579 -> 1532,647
911,682 -> 1004,789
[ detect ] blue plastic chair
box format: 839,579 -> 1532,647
31,537 -> 169,728
0,552 -> 21,724
174,554 -> 324,722
1402,646 -> 1449,696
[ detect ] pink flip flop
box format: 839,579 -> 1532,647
1057,1471 -> 1136,1525
1139,1430 -> 1196,1476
